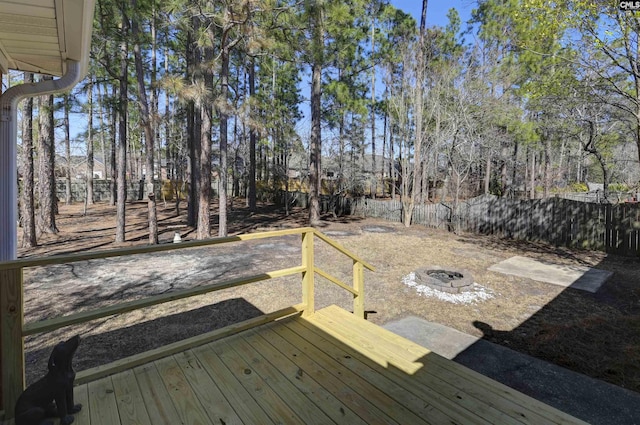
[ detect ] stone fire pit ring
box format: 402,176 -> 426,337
414,266 -> 474,294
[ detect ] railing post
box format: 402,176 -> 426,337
353,260 -> 364,318
301,230 -> 315,317
0,267 -> 24,417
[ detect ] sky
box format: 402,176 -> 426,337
391,0 -> 475,29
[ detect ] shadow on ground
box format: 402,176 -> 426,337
463,235 -> 640,389
24,298 -> 265,385
444,236 -> 640,423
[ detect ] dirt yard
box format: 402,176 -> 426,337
16,199 -> 640,394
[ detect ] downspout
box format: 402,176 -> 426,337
0,60 -> 83,260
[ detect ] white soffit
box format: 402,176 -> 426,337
0,0 -> 95,77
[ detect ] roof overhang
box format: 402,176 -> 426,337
0,0 -> 95,78
0,0 -> 95,264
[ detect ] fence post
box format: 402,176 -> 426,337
353,260 -> 364,319
301,230 -> 315,317
0,267 -> 24,418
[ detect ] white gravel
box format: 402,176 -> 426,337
402,272 -> 496,304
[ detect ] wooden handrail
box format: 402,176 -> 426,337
313,230 -> 375,271
0,226 -> 374,419
314,266 -> 358,296
0,227 -> 315,270
23,265 -> 306,336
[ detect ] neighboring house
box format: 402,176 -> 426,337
323,153 -> 389,180
16,150 -> 107,180
56,154 -> 107,179
587,182 -> 604,192
288,151 -> 390,181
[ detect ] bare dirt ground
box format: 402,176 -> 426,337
16,199 -> 640,394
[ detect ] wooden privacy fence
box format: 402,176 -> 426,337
352,195 -> 640,256
0,228 -> 374,420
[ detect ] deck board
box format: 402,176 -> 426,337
111,369 -> 152,425
133,362 -> 183,425
173,349 -> 244,425
73,383 -> 91,425
87,377 -> 120,425
223,335 -> 337,425
286,318 -> 470,425
210,338 -> 305,424
270,321 -> 433,425
154,356 -> 214,425
260,323 -> 402,425
191,343 -> 275,424
60,305 -> 587,425
300,313 -> 494,425
240,328 -> 366,425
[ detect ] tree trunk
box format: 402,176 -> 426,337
420,159 -> 429,203
500,143 -> 508,196
420,0 -> 428,35
150,5 -> 160,172
38,77 -> 58,234
529,148 -> 536,200
484,152 -> 491,194
21,72 -> 37,247
218,44 -> 230,237
197,44 -> 213,239
338,109 -> 346,188
308,2 -> 323,226
309,2 -> 325,226
309,60 -> 322,226
132,2 -> 158,244
510,140 -> 518,199
97,83 -> 108,181
64,94 -> 72,205
130,137 -> 140,182
109,84 -> 117,206
370,18 -> 377,199
248,58 -> 257,212
543,134 -> 551,198
440,166 -> 451,205
576,150 -> 583,182
595,151 -> 609,200
390,124 -> 395,199
407,81 -> 424,226
116,13 -> 129,243
164,47 -> 179,215
186,105 -> 196,222
186,22 -> 199,227
86,83 -> 95,205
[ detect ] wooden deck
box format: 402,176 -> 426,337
42,305 -> 584,425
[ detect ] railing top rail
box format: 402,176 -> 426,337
0,227 -> 375,272
313,230 -> 375,271
0,227 -> 315,270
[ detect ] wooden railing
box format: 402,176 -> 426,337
0,227 -> 374,419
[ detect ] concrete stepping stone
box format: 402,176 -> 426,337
488,256 -> 612,292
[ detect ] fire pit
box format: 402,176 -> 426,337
414,266 -> 474,294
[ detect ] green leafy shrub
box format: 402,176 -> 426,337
569,182 -> 588,192
609,183 -> 630,192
